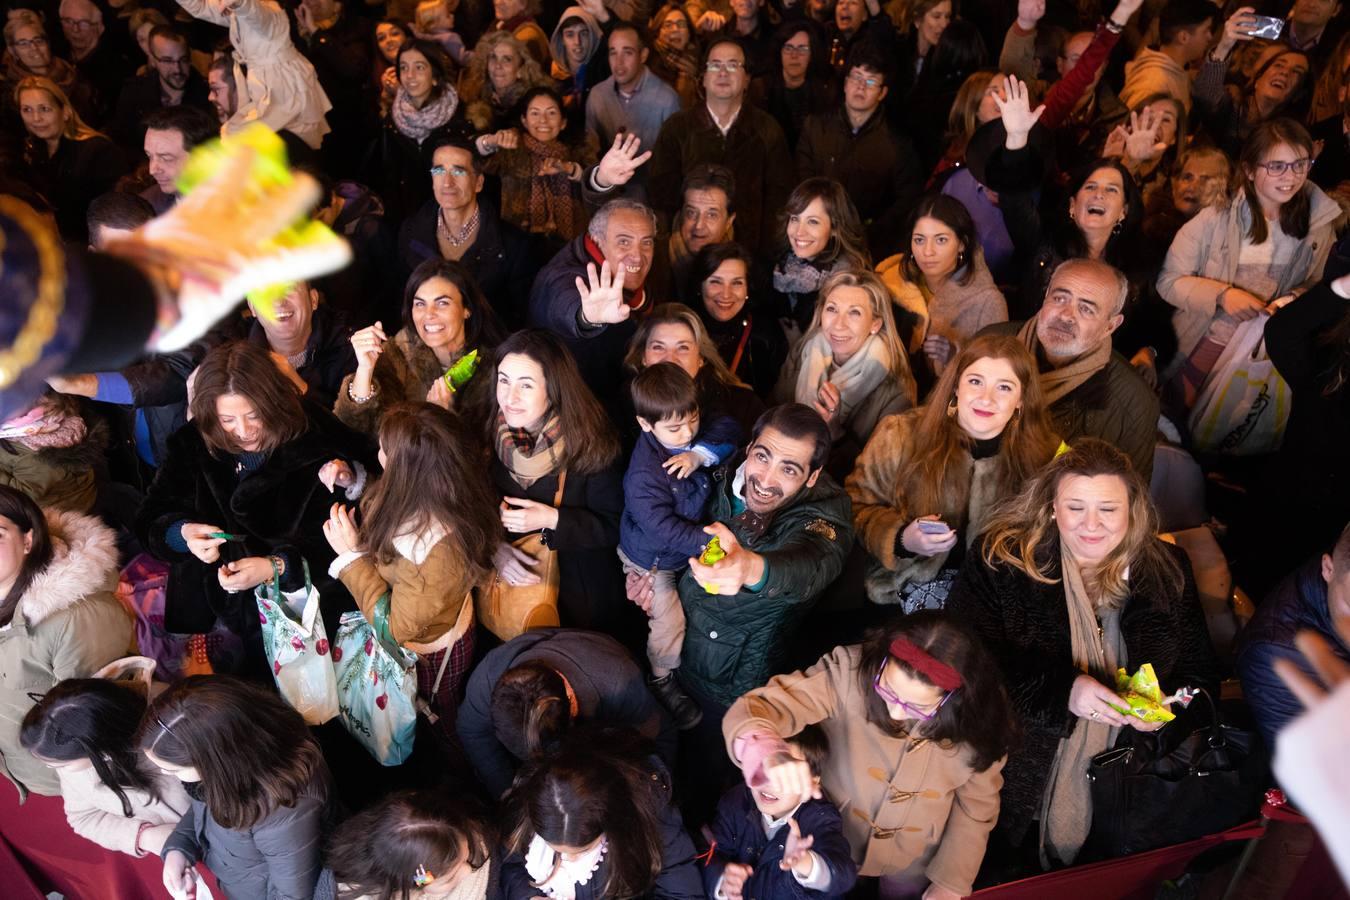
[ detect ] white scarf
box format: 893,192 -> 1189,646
793,331 -> 893,439
523,835 -> 608,900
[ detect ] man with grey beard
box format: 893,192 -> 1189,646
984,258 -> 1159,477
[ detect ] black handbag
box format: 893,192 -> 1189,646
1085,690 -> 1268,857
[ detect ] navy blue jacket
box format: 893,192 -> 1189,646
619,417 -> 741,570
704,787 -> 857,899
1236,558 -> 1350,750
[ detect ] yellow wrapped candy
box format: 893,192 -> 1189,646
1108,663 -> 1176,723
699,536 -> 726,566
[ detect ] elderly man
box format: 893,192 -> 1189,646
59,0 -> 134,122
985,258 -> 1159,477
112,27 -> 212,150
647,37 -> 792,254
528,198 -> 657,406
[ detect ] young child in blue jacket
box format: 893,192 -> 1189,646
619,362 -> 739,730
706,724 -> 857,899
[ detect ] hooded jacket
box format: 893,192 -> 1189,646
548,6 -> 608,103
0,510 -> 132,798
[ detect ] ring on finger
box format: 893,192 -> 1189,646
1090,710 -> 1100,719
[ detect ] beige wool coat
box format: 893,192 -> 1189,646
724,644 -> 1004,894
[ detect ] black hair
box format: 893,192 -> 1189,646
424,134 -> 484,176
608,20 -> 645,50
87,191 -> 155,239
513,84 -> 566,125
901,192 -> 978,287
924,18 -> 986,87
787,723 -> 829,778
688,241 -> 754,299
1159,0 -> 1217,45
845,45 -> 891,87
21,679 -> 161,817
769,18 -> 829,87
0,484 -> 51,627
396,39 -> 453,102
681,163 -> 737,214
750,403 -> 831,473
402,258 -> 507,350
490,661 -> 570,762
631,361 -> 699,425
1059,157 -> 1144,266
142,104 -> 218,151
145,24 -> 188,52
857,611 -> 1018,772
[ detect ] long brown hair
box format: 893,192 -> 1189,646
0,485 -> 52,627
1238,118 -> 1315,245
902,334 -> 1059,516
138,676 -> 329,830
189,342 -> 308,457
362,403 -> 500,577
489,330 -> 619,474
980,438 -> 1182,607
778,177 -> 872,269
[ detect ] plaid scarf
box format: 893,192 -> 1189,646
521,132 -> 581,238
494,412 -> 565,488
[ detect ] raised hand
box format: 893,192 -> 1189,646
575,260 -> 631,325
779,817 -> 816,874
1122,108 -> 1167,162
594,132 -> 653,189
992,75 -> 1044,150
350,321 -> 387,373
1216,7 -> 1258,60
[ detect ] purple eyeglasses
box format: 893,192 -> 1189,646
873,662 -> 952,720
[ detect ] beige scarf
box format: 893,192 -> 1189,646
1017,319 -> 1113,405
793,332 -> 894,440
1039,546 -> 1125,868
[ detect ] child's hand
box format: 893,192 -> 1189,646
779,817 -> 816,875
721,862 -> 753,899
662,450 -> 701,479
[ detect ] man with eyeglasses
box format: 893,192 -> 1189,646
396,136 -> 534,328
112,26 -> 211,152
648,37 -> 793,254
796,49 -> 922,259
59,0 -> 134,124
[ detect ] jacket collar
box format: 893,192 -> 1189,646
16,509 -> 117,628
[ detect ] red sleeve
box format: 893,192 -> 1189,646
1040,24 -> 1122,131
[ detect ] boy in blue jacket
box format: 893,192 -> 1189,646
619,362 -> 739,730
706,724 -> 857,899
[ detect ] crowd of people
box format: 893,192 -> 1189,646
3,0 -> 1350,897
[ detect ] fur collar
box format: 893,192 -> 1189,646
18,509 -> 118,627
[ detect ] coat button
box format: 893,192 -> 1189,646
710,631 -> 718,639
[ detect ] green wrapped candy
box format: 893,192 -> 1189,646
1108,663 -> 1176,724
443,349 -> 479,392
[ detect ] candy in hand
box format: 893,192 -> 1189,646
443,348 -> 480,392
700,536 -> 726,566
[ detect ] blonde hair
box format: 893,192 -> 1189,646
4,10 -> 43,46
802,269 -> 916,401
14,77 -> 101,141
459,30 -> 549,126
415,0 -> 457,33
623,303 -> 749,390
980,438 -> 1181,607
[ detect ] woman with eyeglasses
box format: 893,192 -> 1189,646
0,484 -> 131,801
946,439 -> 1219,870
647,4 -> 700,110
747,20 -> 834,151
2,12 -> 97,123
722,610 -> 1015,900
1157,118 -> 1340,408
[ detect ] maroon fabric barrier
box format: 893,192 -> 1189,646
0,782 -> 220,900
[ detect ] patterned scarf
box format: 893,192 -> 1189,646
495,412 -> 565,488
773,254 -> 832,296
392,85 -> 459,143
521,132 -> 580,237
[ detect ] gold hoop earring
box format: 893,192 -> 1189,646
946,397 -> 958,418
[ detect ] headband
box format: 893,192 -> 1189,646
889,637 -> 963,692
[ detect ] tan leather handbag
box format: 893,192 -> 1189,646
476,471 -> 566,640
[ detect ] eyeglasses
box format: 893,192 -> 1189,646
12,37 -> 49,50
153,54 -> 190,67
846,71 -> 882,89
782,42 -> 811,55
872,662 -> 952,720
1253,158 -> 1311,177
430,165 -> 470,178
706,60 -> 744,73
60,17 -> 99,30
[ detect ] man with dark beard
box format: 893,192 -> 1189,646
628,403 -> 853,718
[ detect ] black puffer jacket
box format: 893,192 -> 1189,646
945,539 -> 1220,844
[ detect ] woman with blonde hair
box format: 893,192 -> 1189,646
623,302 -> 764,438
946,438 -> 1219,868
3,13 -> 96,118
774,269 -> 915,477
14,76 -> 127,241
459,29 -> 550,132
847,333 -> 1057,611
